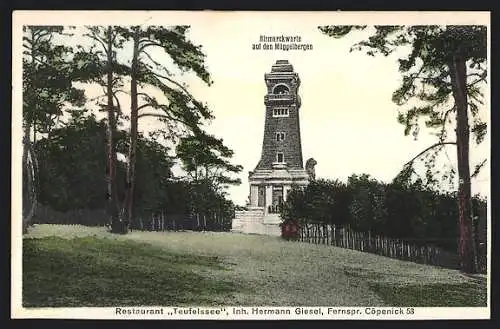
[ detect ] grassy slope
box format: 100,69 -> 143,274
22,225 -> 487,307
23,237 -> 239,307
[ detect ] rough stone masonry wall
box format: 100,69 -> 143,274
256,101 -> 304,170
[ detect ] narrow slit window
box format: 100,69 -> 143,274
277,152 -> 284,163
276,132 -> 285,141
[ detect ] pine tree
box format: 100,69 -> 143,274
319,25 -> 487,273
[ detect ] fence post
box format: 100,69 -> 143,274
330,225 -> 334,246
325,225 -> 329,245
345,226 -> 348,248
325,225 -> 328,245
324,224 -> 327,245
327,225 -> 330,245
348,226 -> 351,249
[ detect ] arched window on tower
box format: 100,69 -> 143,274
273,84 -> 289,95
276,132 -> 285,141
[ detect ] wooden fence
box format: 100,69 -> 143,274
298,223 -> 469,271
35,203 -> 107,226
133,211 -> 231,232
33,203 -> 232,232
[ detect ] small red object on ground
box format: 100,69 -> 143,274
280,219 -> 300,240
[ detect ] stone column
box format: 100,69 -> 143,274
265,185 -> 273,214
283,185 -> 289,202
250,185 -> 259,206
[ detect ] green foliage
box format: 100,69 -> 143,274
36,109 -> 109,211
133,134 -> 175,212
319,25 -> 488,188
35,111 -> 235,230
34,111 -> 167,212
73,26 -> 131,107
176,132 -> 243,191
23,26 -> 86,135
23,25 -> 242,233
113,25 -> 214,140
281,180 -> 351,226
348,174 -> 387,233
187,180 -> 236,230
282,173 -> 486,252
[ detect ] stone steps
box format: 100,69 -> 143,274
235,210 -> 264,217
231,209 -> 281,236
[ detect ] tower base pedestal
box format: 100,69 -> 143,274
231,208 -> 281,236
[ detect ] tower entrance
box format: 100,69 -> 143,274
257,186 -> 266,207
272,185 -> 283,206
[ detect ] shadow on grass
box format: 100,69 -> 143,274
344,267 -> 487,307
369,282 -> 487,307
23,236 -> 241,307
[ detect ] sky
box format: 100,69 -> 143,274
13,11 -> 491,206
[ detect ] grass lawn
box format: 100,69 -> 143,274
21,225 -> 487,307
23,237 -> 240,307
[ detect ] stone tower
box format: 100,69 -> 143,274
255,59 -> 304,170
232,60 -> 309,235
248,60 -> 309,214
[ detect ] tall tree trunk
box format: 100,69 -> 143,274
449,54 -> 477,274
125,31 -> 140,229
106,26 -> 121,233
23,124 -> 31,160
24,29 -> 35,166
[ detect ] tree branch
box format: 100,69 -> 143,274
403,141 -> 457,167
467,78 -> 486,87
139,41 -> 163,53
33,30 -> 51,45
84,32 -> 109,56
438,105 -> 456,142
468,72 -> 485,78
115,89 -> 149,99
113,93 -> 122,116
97,102 -> 120,113
149,70 -> 196,103
29,56 -> 51,67
138,112 -> 169,120
141,50 -> 163,69
137,103 -> 154,111
138,111 -> 193,129
471,159 -> 487,179
89,93 -> 106,102
399,66 -> 426,101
